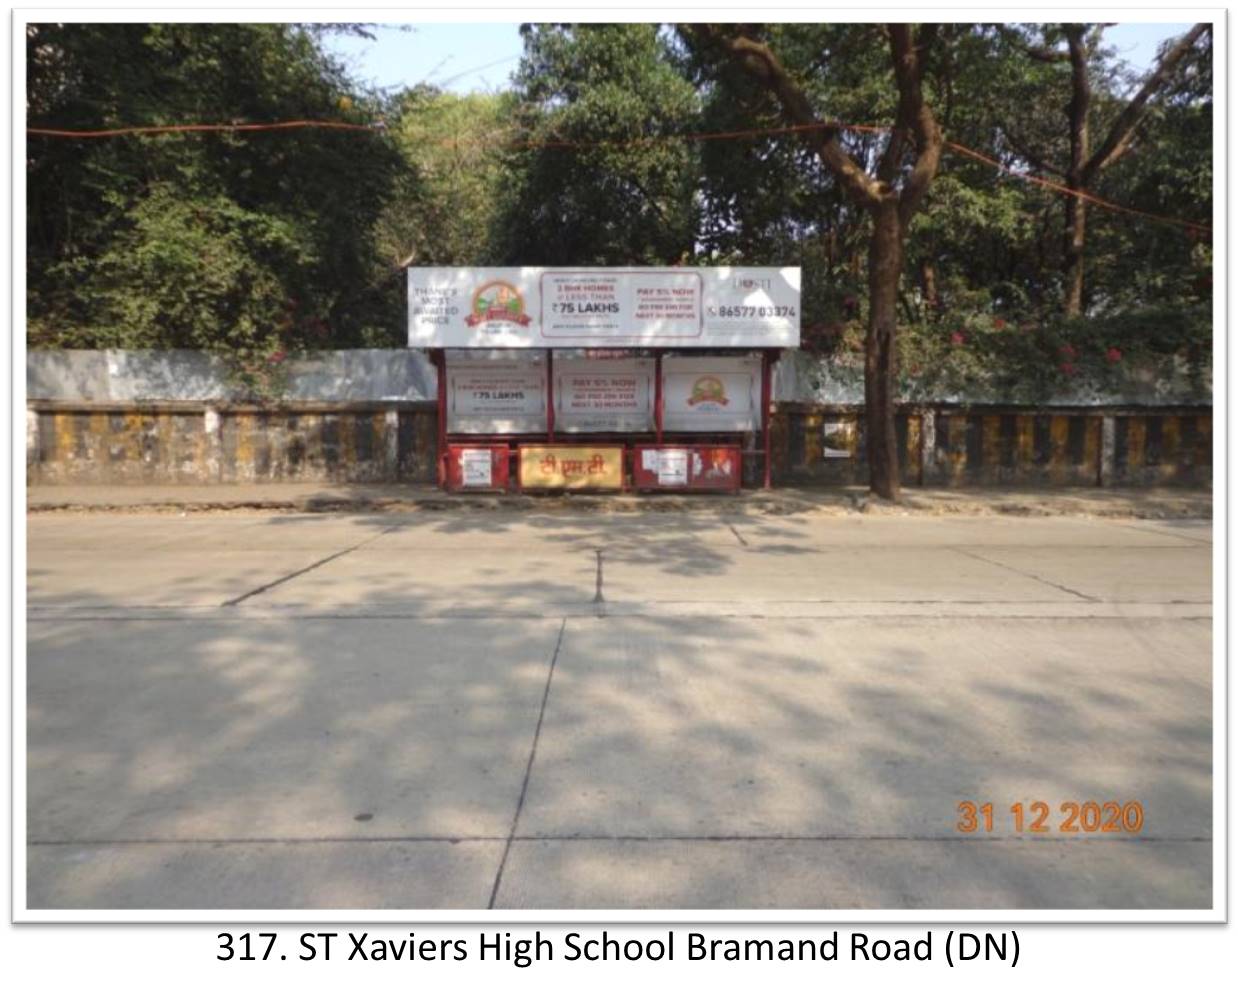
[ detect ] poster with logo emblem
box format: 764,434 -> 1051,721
661,355 -> 761,432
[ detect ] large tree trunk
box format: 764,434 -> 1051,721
1063,189 -> 1087,317
684,24 -> 942,500
866,201 -> 903,500
1056,22 -> 1206,317
1062,26 -> 1090,318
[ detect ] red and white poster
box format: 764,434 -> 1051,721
542,271 -> 701,340
408,267 -> 799,348
554,356 -> 654,433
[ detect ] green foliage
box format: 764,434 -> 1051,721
495,24 -> 701,264
813,303 -> 1212,402
26,22 -> 404,394
24,21 -> 1213,404
377,87 -> 517,269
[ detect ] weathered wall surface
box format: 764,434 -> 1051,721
27,350 -> 1211,488
27,349 -> 436,403
773,406 -> 1212,487
27,350 -> 440,485
28,404 -> 437,485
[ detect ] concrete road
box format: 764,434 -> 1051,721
25,509 -> 1214,911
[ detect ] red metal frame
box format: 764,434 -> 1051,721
545,348 -> 555,442
654,349 -> 664,446
761,349 -> 774,489
434,349 -> 448,488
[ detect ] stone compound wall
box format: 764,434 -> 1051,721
27,350 -> 1211,488
27,349 -> 439,485
773,405 -> 1212,487
28,403 -> 438,485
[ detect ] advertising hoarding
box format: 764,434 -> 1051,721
661,355 -> 762,433
409,267 -> 800,348
554,356 -> 655,433
444,350 -> 547,434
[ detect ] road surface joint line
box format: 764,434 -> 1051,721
219,524 -> 399,607
29,836 -> 508,845
593,549 -> 605,617
28,833 -> 1210,846
952,546 -> 1100,602
1109,521 -> 1212,546
488,617 -> 567,909
27,602 -> 1212,623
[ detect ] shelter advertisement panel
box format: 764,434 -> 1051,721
633,444 -> 743,492
445,350 -> 547,434
554,356 -> 655,433
661,355 -> 761,433
518,445 -> 624,490
408,266 -> 800,348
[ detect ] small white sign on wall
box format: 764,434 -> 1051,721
656,449 -> 690,486
460,448 -> 493,487
822,421 -> 853,458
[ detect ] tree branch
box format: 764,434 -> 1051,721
889,23 -> 944,228
1084,22 -> 1209,177
995,24 -> 1070,63
1002,129 -> 1065,178
685,24 -> 885,209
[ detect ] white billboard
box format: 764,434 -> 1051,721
662,355 -> 762,433
444,350 -> 547,434
554,356 -> 655,433
408,267 -> 800,348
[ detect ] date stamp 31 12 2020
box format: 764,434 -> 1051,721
955,800 -> 1145,834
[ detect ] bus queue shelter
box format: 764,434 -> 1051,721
408,266 -> 801,493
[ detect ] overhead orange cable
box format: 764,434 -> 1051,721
26,119 -> 377,138
27,117 -> 1210,235
943,139 -> 1211,237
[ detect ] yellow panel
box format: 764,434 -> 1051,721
1126,418 -> 1146,470
1015,415 -> 1034,468
520,445 -> 624,490
55,413 -> 76,461
1083,418 -> 1100,483
123,412 -> 144,463
1162,415 -> 1181,459
906,415 -> 922,479
982,415 -> 1002,471
949,416 -> 967,483
1195,417 -> 1212,467
235,412 -> 255,477
1049,415 -> 1069,483
340,413 -> 357,470
803,413 -> 823,466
